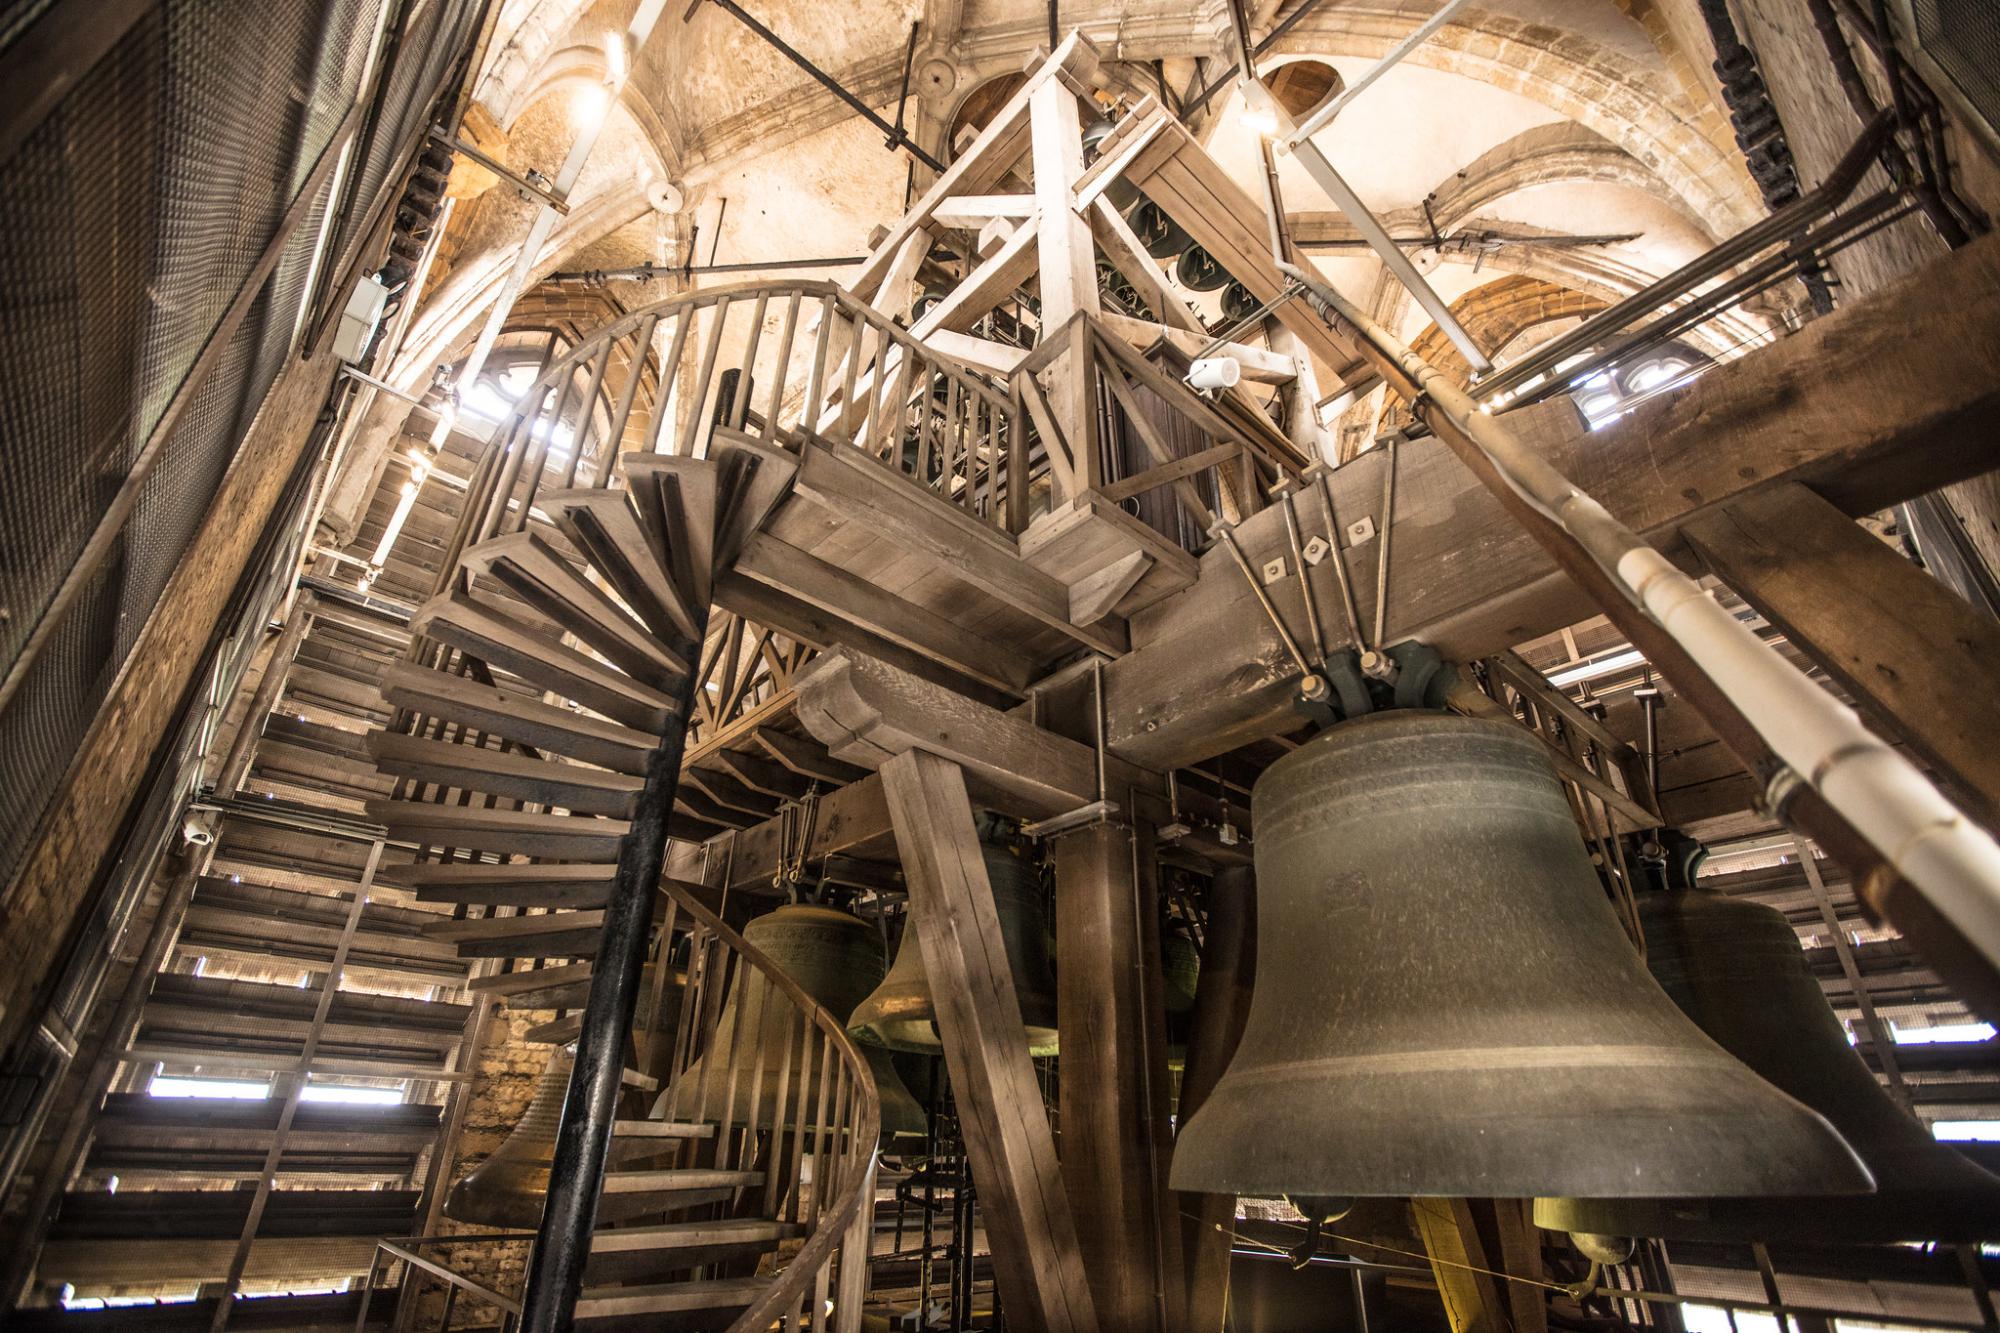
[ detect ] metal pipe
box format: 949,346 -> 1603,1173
1180,0 -> 1334,117
1310,470 -> 1368,654
549,255 -> 867,282
1278,487 -> 1327,663
1279,254 -> 2000,998
1369,434 -> 1397,650
1480,111 -> 1894,399
694,0 -> 944,171
1284,0 -> 1478,143
515,601 -> 709,1331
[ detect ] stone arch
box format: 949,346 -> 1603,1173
1243,6 -> 1759,238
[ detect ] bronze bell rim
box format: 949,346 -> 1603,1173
1169,710 -> 1878,1202
1537,886 -> 2000,1244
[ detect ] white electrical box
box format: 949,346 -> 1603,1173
333,273 -> 391,363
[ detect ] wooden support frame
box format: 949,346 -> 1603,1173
881,750 -> 1099,1333
1684,482 -> 2000,828
1051,820 -> 1182,1331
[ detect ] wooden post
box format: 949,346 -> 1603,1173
1177,864 -> 1257,1333
1051,819 -> 1182,1331
880,750 -> 1099,1333
1412,1197 -> 1547,1333
1032,71 -> 1112,456
1683,482 -> 2000,826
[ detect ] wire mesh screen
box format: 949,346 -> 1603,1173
0,0 -> 472,897
1913,0 -> 2000,138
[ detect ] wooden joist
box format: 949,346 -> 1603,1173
464,529 -> 689,686
422,909 -> 607,959
543,487 -> 700,645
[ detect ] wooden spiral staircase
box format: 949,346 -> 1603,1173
362,280 -> 1024,1329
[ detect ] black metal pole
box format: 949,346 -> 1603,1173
515,605 -> 711,1332
699,0 -> 945,171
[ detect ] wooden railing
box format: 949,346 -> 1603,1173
443,279 -> 1030,552
685,609 -> 815,758
654,879 -> 880,1333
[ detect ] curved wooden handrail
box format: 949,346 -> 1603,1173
657,878 -> 881,1333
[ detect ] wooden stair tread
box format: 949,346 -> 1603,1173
421,909 -> 605,942
368,731 -> 643,819
380,662 -> 660,774
368,797 -> 629,860
612,1119 -> 715,1139
414,590 -> 677,732
590,1218 -> 798,1254
574,1276 -> 769,1320
465,530 -> 689,684
600,1167 -> 760,1194
543,488 -> 700,645
466,961 -> 593,995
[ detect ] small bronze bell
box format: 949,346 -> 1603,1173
444,1046 -> 572,1229
1170,711 -> 1875,1201
1129,199 -> 1192,260
1175,244 -> 1231,292
1538,886 -> 2000,1243
656,904 -> 926,1140
848,841 -> 1060,1056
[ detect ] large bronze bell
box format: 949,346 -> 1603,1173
1538,886 -> 2000,1243
1129,199 -> 1192,260
655,904 -> 926,1140
444,1046 -> 572,1229
1170,711 -> 1875,1201
848,841 -> 1060,1056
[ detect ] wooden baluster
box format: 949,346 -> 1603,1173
681,296 -> 732,457
733,293 -> 768,431
785,1025 -> 822,1225
841,316 -> 866,438
810,1035 -> 840,1225
764,1003 -> 801,1218
861,333 -> 890,459
804,294 -> 836,435
510,355 -> 582,531
714,951 -> 754,1153
690,936 -> 729,1121
643,309 -> 695,457
978,396 -> 997,522
639,894 -> 680,1076
835,1151 -> 874,1333
1006,397 -> 1030,533
915,366 -> 937,486
811,1241 -> 835,1333
595,315 -> 659,488
559,337 -> 616,490
942,378 -> 963,505
767,291 -> 801,443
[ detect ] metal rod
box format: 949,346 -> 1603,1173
1793,831 -> 1912,1106
1180,0 -> 1333,116
1480,111 -> 1894,399
1311,470 -> 1368,654
1370,435 -> 1397,649
1212,522 -> 1318,683
1278,487 -> 1327,664
339,364 -> 429,407
694,0 -> 945,171
515,601 -> 711,1330
1284,0 -> 1478,143
1093,657 -> 1108,804
429,126 -> 571,213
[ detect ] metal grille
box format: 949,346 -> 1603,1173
0,0 -> 472,897
1914,0 -> 2000,136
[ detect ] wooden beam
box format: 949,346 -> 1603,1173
1086,194 -> 1205,336
790,440 -> 1128,656
918,327 -> 1030,374
1029,72 -> 1099,329
1069,550 -> 1153,625
1103,232 -> 2000,769
1684,482 -> 2000,827
930,193 -> 1037,229
1051,820 -> 1181,1331
909,215 -> 1042,339
847,32 -> 1101,298
734,530 -> 1037,694
881,750 -> 1099,1333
